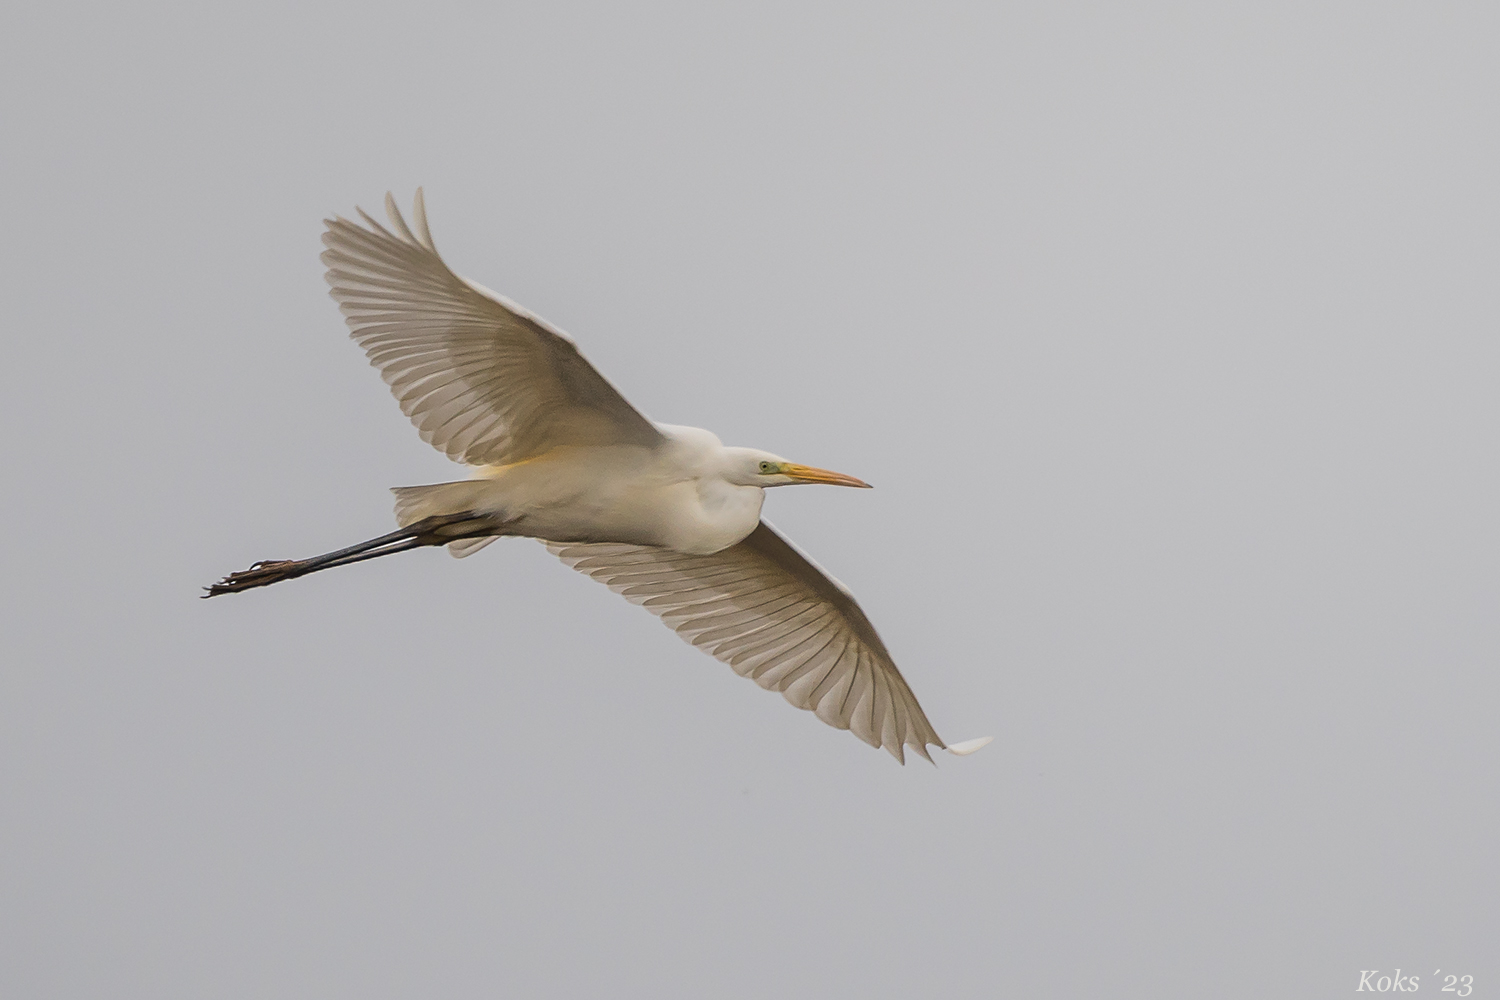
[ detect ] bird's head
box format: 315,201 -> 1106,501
724,448 -> 872,489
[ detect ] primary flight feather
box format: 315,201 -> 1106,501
207,190 -> 991,765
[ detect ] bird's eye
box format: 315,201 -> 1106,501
758,461 -> 775,474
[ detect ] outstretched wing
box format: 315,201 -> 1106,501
322,190 -> 664,467
548,521 -> 948,763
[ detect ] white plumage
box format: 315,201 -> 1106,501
208,191 -> 991,765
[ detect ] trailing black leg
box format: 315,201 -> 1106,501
203,512 -> 509,597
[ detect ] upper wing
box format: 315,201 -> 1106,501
322,190 -> 664,467
547,521 -> 948,763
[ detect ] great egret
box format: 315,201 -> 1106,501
207,191 -> 991,764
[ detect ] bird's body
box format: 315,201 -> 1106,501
399,427 -> 769,554
207,191 -> 991,764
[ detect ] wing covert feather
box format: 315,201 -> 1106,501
547,521 -> 947,763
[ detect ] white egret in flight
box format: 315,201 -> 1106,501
207,191 -> 991,764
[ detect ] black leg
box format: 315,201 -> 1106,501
203,512 -> 508,597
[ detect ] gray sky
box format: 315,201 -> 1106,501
3,2 -> 1495,997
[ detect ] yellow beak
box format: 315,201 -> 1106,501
780,463 -> 872,488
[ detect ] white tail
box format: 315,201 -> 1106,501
391,482 -> 488,525
391,483 -> 504,557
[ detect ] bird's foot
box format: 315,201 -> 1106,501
202,559 -> 307,597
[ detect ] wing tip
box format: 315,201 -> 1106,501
411,187 -> 436,251
944,736 -> 994,757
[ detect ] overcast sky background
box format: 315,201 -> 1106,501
2,3 -> 1496,997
